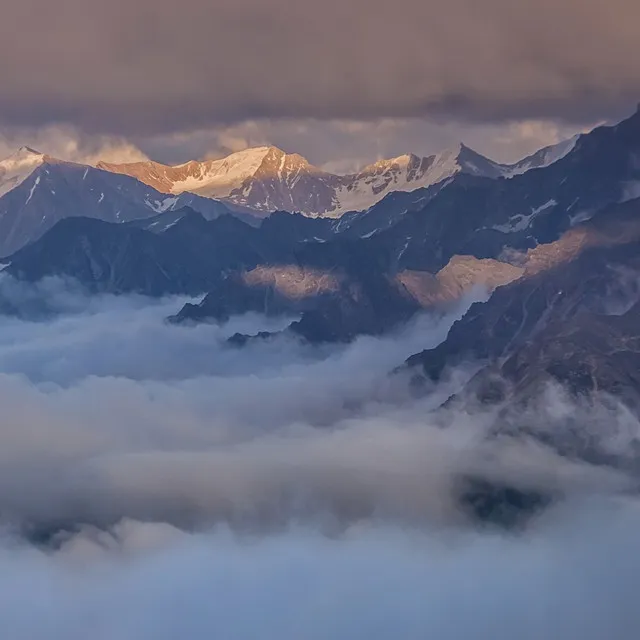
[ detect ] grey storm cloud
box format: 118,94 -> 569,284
0,0 -> 638,134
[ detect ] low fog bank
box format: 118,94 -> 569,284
3,503 -> 640,639
0,278 -> 640,637
0,278 -> 634,534
0,279 -> 486,531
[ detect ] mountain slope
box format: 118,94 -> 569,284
99,139 -> 576,218
503,135 -> 580,177
2,201 -> 523,342
342,107 -> 640,273
405,197 -> 640,398
398,197 -> 640,473
100,147 -> 341,217
0,152 -> 236,256
4,210 -> 282,295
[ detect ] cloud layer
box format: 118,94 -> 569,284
3,506 -> 640,640
0,280 -> 636,637
0,0 -> 637,136
0,279 -> 627,534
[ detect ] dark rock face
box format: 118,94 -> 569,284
172,263 -> 423,343
457,476 -> 554,529
5,210 -> 287,295
405,198 -> 640,421
0,160 -> 235,257
171,246 -> 522,343
5,197 -> 525,340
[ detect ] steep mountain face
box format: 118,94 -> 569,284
392,196 -> 640,481
172,252 -> 522,343
98,139 -> 576,218
329,144 -> 506,216
502,135 -> 581,178
0,152 -> 236,256
2,202 -> 523,341
404,198 -> 640,414
342,107 -> 640,273
4,211 -> 285,295
100,147 -> 341,217
171,263 -> 424,343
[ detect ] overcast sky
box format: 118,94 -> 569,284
0,0 -> 637,168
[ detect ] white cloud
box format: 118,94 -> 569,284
0,280 -> 635,638
0,125 -> 149,166
2,504 -> 640,639
0,116 -> 593,172
137,117 -> 592,168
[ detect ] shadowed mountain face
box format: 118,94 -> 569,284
4,211 -> 284,296
339,107 -> 640,272
405,198 -> 640,419
172,254 -> 523,343
172,265 -> 424,343
3,204 -> 525,341
0,155 -> 237,257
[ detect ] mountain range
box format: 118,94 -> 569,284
3,107 -> 639,346
3,106 -> 640,522
99,138 -> 579,218
0,132 -> 580,257
0,147 -> 238,256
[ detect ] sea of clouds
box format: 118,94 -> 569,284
0,279 -> 638,638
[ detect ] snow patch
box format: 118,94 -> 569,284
503,135 -> 580,178
492,199 -> 557,233
24,176 -> 40,206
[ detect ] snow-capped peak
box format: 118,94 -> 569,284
168,146 -> 297,197
0,147 -> 46,198
95,134 -> 585,218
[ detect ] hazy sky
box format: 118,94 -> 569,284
0,0 -> 637,167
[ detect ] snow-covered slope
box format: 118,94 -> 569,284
100,146 -> 340,217
333,144 -> 506,216
99,136 -> 582,218
99,147 -> 276,199
172,147 -> 276,196
502,135 -> 581,177
99,143 -> 509,217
